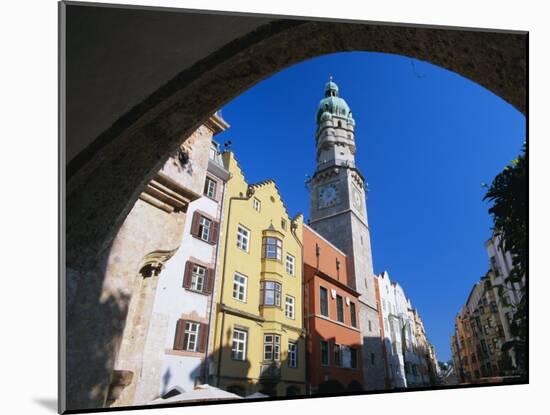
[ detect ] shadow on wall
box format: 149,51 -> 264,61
153,342 -> 253,402
312,335 -> 365,395
65,247 -> 132,410
362,334 -> 387,390
175,332 -> 305,399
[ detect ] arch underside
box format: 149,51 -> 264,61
66,19 -> 526,268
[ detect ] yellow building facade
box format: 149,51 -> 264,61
209,152 -> 306,397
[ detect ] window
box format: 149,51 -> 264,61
191,265 -> 206,292
263,334 -> 280,361
281,218 -> 287,230
208,146 -> 217,161
262,237 -> 282,260
191,212 -> 218,244
183,261 -> 212,294
320,340 -> 329,365
286,254 -> 295,276
285,295 -> 295,319
232,273 -> 247,302
231,329 -> 247,360
320,286 -> 329,317
204,177 -> 217,199
350,302 -> 357,328
174,320 -> 206,352
197,216 -> 212,241
288,341 -> 297,368
253,197 -> 261,211
334,344 -> 341,367
341,345 -> 353,368
336,295 -> 344,323
183,322 -> 200,352
350,347 -> 358,369
260,281 -> 281,306
236,225 -> 250,251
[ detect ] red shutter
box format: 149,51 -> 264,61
197,323 -> 209,353
209,220 -> 219,244
183,261 -> 193,289
190,211 -> 200,236
174,319 -> 186,350
204,268 -> 214,294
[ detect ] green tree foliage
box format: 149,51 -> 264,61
483,143 -> 527,377
484,143 -> 527,280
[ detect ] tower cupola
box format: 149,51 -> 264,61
314,77 -> 357,169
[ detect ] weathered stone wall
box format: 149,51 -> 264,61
107,126 -> 214,408
66,126 -> 213,410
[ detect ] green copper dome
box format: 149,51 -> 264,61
316,78 -> 354,124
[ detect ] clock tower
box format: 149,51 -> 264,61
308,78 -> 385,390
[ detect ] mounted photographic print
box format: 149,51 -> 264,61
59,1 -> 527,413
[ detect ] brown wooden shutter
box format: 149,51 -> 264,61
190,211 -> 201,236
214,179 -> 220,202
209,220 -> 219,244
197,323 -> 209,353
174,319 -> 186,350
204,268 -> 214,294
183,261 -> 193,289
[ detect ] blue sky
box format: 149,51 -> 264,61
216,52 -> 525,361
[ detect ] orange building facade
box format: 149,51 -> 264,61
303,225 -> 363,394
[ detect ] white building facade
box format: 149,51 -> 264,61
135,138 -> 231,401
485,234 -> 524,342
377,271 -> 435,388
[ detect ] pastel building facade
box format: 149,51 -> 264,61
485,233 -> 525,371
452,234 -> 526,383
209,152 -> 306,397
303,225 -> 363,394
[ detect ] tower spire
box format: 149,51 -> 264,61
314,78 -> 356,169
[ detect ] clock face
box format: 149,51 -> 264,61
318,183 -> 340,209
352,187 -> 363,210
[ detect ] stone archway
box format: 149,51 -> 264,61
63,6 -> 526,411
